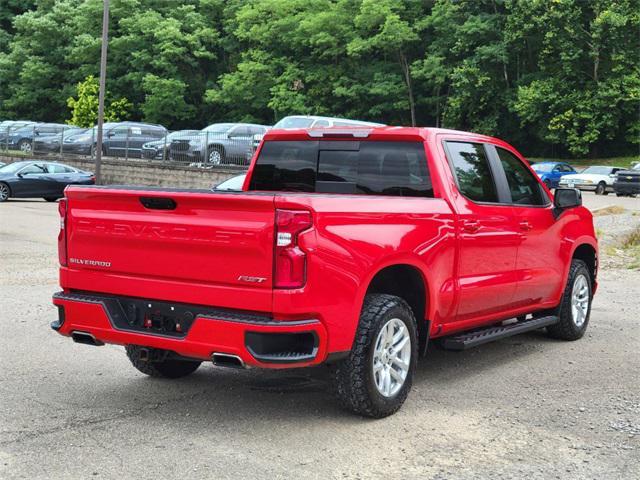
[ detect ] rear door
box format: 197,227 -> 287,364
492,146 -> 564,306
442,140 -> 520,322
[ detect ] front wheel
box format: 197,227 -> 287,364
18,139 -> 32,153
547,259 -> 593,341
125,345 -> 201,378
43,197 -> 59,202
332,294 -> 418,418
595,182 -> 606,195
208,145 -> 225,165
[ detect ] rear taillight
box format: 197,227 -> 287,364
58,198 -> 67,266
274,209 -> 312,289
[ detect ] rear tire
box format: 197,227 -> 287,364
547,259 -> 592,341
595,182 -> 606,195
0,182 -> 10,202
43,197 -> 59,202
332,294 -> 418,418
125,345 -> 201,378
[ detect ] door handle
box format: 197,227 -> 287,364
519,220 -> 533,231
462,220 -> 480,233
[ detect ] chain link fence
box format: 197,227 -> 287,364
0,124 -> 257,169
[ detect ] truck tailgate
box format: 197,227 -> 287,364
62,186 -> 275,311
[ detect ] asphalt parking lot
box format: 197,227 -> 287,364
1,193 -> 639,479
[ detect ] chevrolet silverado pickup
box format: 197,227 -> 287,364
52,127 -> 598,418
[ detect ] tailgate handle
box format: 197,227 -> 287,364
140,197 -> 177,210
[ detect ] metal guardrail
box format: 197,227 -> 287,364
0,125 -> 254,170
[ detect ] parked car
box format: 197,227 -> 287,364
32,127 -> 87,153
250,115 -> 385,155
170,123 -> 269,165
52,127 -> 597,418
212,174 -> 246,191
63,122 -> 167,158
613,162 -> 640,197
0,161 -> 94,202
530,161 -> 576,189
141,130 -> 199,160
5,123 -> 72,153
0,120 -> 36,144
558,165 -> 626,195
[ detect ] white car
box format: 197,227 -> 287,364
558,165 -> 626,195
248,115 -> 385,160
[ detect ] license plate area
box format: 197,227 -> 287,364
114,298 -> 199,337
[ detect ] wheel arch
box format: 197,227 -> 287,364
572,242 -> 597,287
364,263 -> 430,355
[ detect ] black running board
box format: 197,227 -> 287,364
441,315 -> 559,351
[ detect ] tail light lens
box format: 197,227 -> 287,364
58,198 -> 67,266
274,209 -> 312,289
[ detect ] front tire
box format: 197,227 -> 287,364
43,197 -> 59,202
332,294 -> 418,418
125,345 -> 201,378
208,145 -> 225,165
547,259 -> 592,341
18,139 -> 32,153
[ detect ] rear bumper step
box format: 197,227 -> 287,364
442,315 -> 559,351
52,291 -> 327,368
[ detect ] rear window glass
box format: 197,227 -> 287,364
445,142 -> 498,203
249,141 -> 433,197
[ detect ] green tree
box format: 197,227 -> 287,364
67,75 -> 132,127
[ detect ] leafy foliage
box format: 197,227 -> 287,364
0,0 -> 638,157
67,75 -> 132,127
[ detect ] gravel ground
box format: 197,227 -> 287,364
0,196 -> 638,480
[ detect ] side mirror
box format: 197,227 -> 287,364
106,131 -> 115,138
553,188 -> 582,218
17,173 -> 24,178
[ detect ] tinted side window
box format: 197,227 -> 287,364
21,163 -> 47,174
446,142 -> 498,203
496,148 -> 547,206
249,141 -> 317,192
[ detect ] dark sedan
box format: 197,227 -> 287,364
141,130 -> 199,159
0,161 -> 95,202
33,127 -> 88,153
5,123 -> 71,153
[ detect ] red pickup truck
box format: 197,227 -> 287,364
52,127 -> 598,417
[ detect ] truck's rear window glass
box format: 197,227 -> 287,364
445,142 -> 498,203
250,141 -> 433,197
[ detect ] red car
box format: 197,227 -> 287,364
52,127 -> 598,417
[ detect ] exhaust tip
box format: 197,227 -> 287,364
212,352 -> 245,369
71,331 -> 103,346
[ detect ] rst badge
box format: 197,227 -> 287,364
237,275 -> 267,283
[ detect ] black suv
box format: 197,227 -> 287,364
64,122 -> 167,158
613,162 -> 640,197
